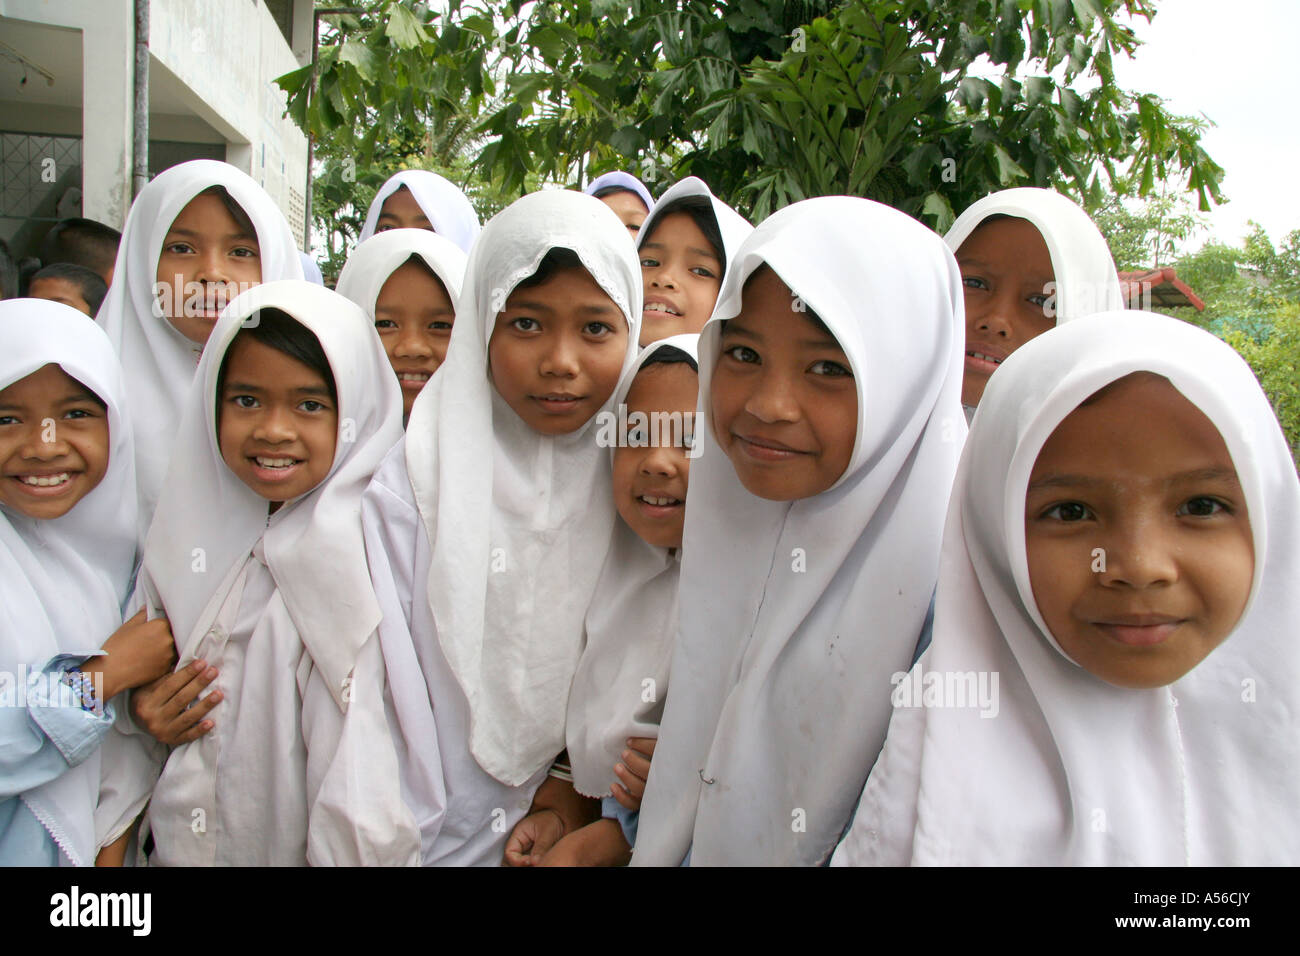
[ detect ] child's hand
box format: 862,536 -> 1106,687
611,736 -> 657,812
82,610 -> 177,701
502,809 -> 566,866
130,658 -> 222,746
538,818 -> 632,867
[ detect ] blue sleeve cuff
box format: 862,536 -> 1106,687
26,657 -> 114,767
600,794 -> 639,849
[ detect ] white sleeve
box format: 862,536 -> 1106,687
357,460 -> 448,864
300,630 -> 422,867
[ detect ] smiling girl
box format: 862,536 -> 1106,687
832,310 -> 1300,865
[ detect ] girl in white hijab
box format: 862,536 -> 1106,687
635,177 -> 753,344
98,160 -> 304,530
632,196 -> 967,866
335,228 -> 467,422
361,189 -> 642,866
945,187 -> 1123,418
357,170 -> 481,251
832,310 -> 1300,866
0,300 -> 173,866
110,280 -> 417,866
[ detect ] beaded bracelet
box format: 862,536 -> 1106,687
59,666 -> 99,713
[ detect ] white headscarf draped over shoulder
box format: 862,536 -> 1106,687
832,310 -> 1300,866
335,228 -> 467,318
633,196 -> 967,866
566,333 -> 699,798
98,160 -> 304,531
142,281 -> 403,709
585,171 -> 655,213
943,187 -> 1124,324
357,170 -> 481,251
635,177 -> 752,269
0,299 -> 138,866
403,189 -> 643,786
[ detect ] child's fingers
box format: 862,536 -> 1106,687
610,782 -> 638,811
162,667 -> 219,717
613,762 -> 645,799
626,736 -> 658,759
170,688 -> 222,731
168,715 -> 217,746
620,748 -> 651,781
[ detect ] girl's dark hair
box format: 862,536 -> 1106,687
217,308 -> 337,410
592,185 -> 649,210
639,196 -> 727,279
198,185 -> 258,242
516,247 -> 587,289
641,344 -> 698,373
67,372 -> 107,410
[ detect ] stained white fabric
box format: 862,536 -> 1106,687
943,187 -> 1124,324
831,310 -> 1300,866
565,334 -> 698,798
0,299 -> 138,866
357,170 -> 481,251
335,228 -> 467,318
98,160 -> 304,532
122,280 -> 417,865
635,177 -> 752,269
585,171 -> 655,213
632,196 -> 967,866
385,188 -> 642,789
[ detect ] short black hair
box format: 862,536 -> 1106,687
639,196 -> 727,279
0,238 -> 17,300
641,344 -> 698,373
516,247 -> 587,289
31,262 -> 108,315
217,308 -> 337,417
38,218 -> 122,280
592,185 -> 649,210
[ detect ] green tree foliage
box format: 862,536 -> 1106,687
279,0 -> 1225,236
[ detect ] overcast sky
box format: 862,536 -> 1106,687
1110,0 -> 1298,248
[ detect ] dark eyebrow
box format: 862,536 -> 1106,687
719,319 -> 761,341
61,391 -> 102,405
164,227 -> 258,243
1167,466 -> 1241,486
1028,466 -> 1242,493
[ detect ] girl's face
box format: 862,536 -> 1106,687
156,192 -> 262,346
956,217 -> 1055,407
598,190 -> 649,238
611,362 -> 699,550
218,336 -> 338,509
0,364 -> 110,520
711,266 -> 857,501
375,186 -> 432,233
639,211 -> 723,345
1025,373 -> 1255,689
487,265 -> 629,435
374,260 -> 456,418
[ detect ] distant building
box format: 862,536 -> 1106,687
1119,267 -> 1207,313
1,0 -> 313,256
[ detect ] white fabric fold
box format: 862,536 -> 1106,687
585,171 -> 655,213
832,309 -> 1300,866
565,334 -> 699,798
98,160 -> 304,532
0,299 -> 138,866
402,188 -> 642,786
357,170 -> 481,251
632,196 -> 967,866
335,228 -> 467,318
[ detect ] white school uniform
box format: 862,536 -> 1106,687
632,197 -> 967,866
121,280 -> 416,866
565,334 -> 699,799
356,170 -> 481,251
0,300 -> 138,867
832,310 -> 1300,866
98,160 -> 304,532
361,189 -> 642,865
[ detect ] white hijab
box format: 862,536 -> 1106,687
98,160 -> 304,532
565,334 -> 699,798
585,171 -> 656,213
142,280 -> 403,708
633,196 -> 967,866
832,310 -> 1300,866
335,228 -> 467,318
403,189 -> 642,786
943,186 -> 1124,324
635,177 -> 752,268
357,170 -> 481,251
0,299 -> 137,866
